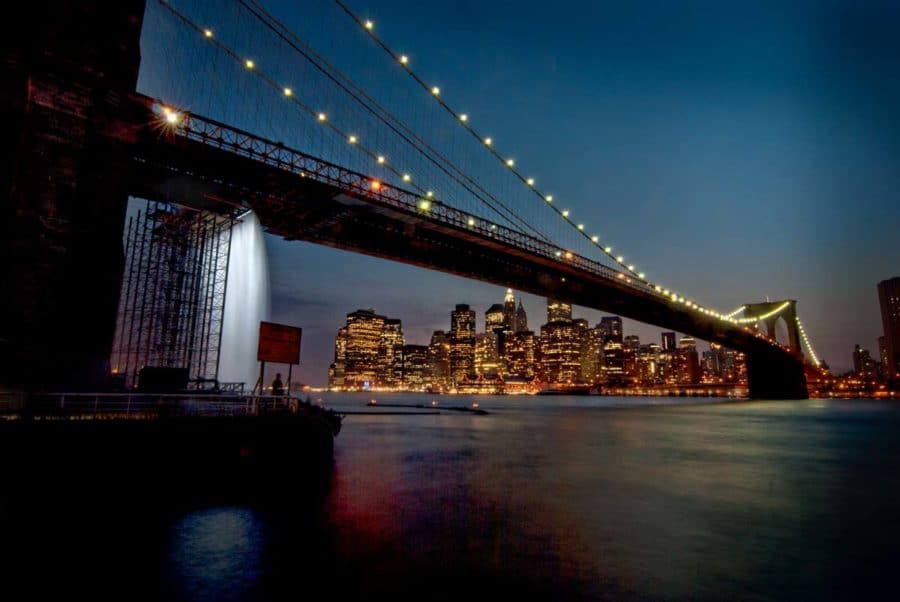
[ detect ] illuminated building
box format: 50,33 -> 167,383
580,326 -> 603,384
878,277 -> 900,380
539,299 -> 581,384
547,299 -> 572,323
401,344 -> 429,391
636,343 -> 662,385
676,336 -> 700,385
852,344 -> 878,380
601,338 -> 624,385
503,288 -> 516,330
505,330 -> 536,379
328,309 -> 387,390
450,304 -> 476,384
428,330 -> 451,391
475,332 -> 501,377
379,318 -> 405,388
879,336 -> 889,380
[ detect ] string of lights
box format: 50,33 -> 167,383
795,317 -> 821,366
332,0 -> 758,325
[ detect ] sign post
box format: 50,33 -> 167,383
257,322 -> 302,399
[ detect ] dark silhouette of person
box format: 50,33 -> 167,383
272,373 -> 284,397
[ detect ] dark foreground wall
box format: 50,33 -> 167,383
1,1 -> 147,390
1,413 -> 336,497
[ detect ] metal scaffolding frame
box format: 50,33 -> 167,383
111,201 -> 234,389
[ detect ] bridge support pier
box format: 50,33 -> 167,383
746,348 -> 808,399
1,1 -> 147,390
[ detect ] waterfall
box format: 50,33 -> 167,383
218,211 -> 270,391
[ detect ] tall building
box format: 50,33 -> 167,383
475,332 -> 502,377
450,304 -> 476,384
539,320 -> 581,384
852,344 -> 878,380
503,288 -> 516,330
599,316 -> 623,343
505,331 -> 536,379
547,299 -> 573,323
878,277 -> 900,380
580,326 -> 603,384
328,309 -> 386,389
676,336 -> 700,385
400,344 -> 429,391
636,343 -> 662,385
485,303 -> 505,331
661,332 -> 676,352
515,300 -> 529,333
428,330 -> 451,391
879,336 -> 889,380
379,318 -> 404,388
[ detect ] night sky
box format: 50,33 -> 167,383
145,0 -> 900,385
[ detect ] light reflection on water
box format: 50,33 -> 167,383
3,395 -> 899,601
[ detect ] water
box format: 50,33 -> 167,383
218,210 -> 270,389
3,395 -> 899,601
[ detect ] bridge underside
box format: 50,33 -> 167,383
127,105 -> 807,399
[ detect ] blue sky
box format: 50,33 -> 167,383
141,0 -> 900,384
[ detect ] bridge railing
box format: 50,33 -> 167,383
174,109 -> 661,299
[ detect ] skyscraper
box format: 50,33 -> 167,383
539,319 -> 581,384
676,336 -> 700,385
661,332 -> 676,352
328,309 -> 386,389
379,318 -> 404,388
450,304 -> 476,384
503,288 -> 516,330
547,299 -> 573,323
505,330 -> 536,379
599,316 -> 623,343
515,300 -> 528,333
400,344 -> 429,391
878,277 -> 900,380
428,330 -> 451,391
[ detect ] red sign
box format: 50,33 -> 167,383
257,321 -> 302,364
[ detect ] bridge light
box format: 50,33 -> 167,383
348,135 -> 358,144
616,256 -> 624,262
604,246 -> 612,253
418,199 -> 431,211
426,190 -> 434,198
654,286 -> 661,292
284,87 -> 293,97
377,155 -> 385,164
484,137 -> 492,146
399,55 -> 409,65
671,293 -> 678,301
402,174 -> 411,182
591,235 -> 599,243
555,251 -> 562,257
460,114 -> 468,122
245,59 -> 255,69
203,29 -> 213,38
370,180 -> 381,191
545,195 -> 553,202
467,218 -> 475,226
638,272 -> 645,278
364,20 -> 374,30
318,112 -> 327,122
565,251 -> 573,260
627,264 -> 634,271
527,178 -> 535,186
506,158 -> 515,167
577,224 -> 585,230
431,86 -> 441,95
561,210 -> 569,217
491,224 -> 497,230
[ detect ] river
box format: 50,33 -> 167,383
3,394 -> 899,601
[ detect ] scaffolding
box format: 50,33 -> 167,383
112,201 -> 235,389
